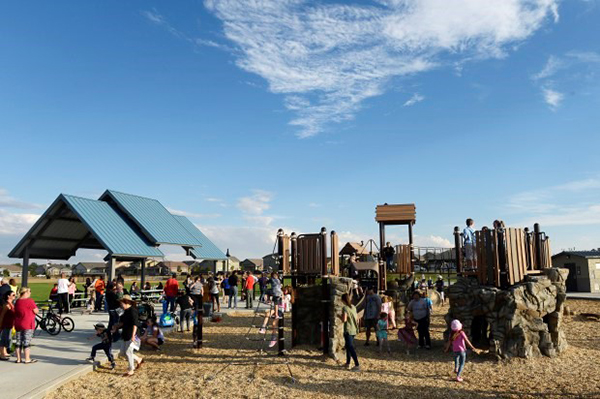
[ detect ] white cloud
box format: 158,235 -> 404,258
237,190 -> 273,215
542,87 -> 564,109
205,0 -> 558,137
0,209 -> 39,235
403,93 -> 425,107
167,207 -> 221,219
198,224 -> 279,258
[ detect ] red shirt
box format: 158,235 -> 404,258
95,280 -> 106,295
164,278 -> 179,297
14,298 -> 37,331
0,303 -> 15,329
245,275 -> 255,289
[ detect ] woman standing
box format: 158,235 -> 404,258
113,295 -> 143,376
0,290 -> 16,360
189,276 -> 203,311
341,293 -> 360,372
68,277 -> 77,311
14,287 -> 39,363
208,277 -> 220,312
407,290 -> 432,349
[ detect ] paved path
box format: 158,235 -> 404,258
0,299 -> 271,399
567,292 -> 600,300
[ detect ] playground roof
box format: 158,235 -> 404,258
172,215 -> 227,260
9,194 -> 165,260
99,190 -> 202,247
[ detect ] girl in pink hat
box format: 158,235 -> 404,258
444,319 -> 478,382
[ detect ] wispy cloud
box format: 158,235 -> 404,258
0,189 -> 44,210
533,50 -> 600,109
542,87 -> 564,110
237,190 -> 273,215
0,209 -> 40,235
167,207 -> 221,219
205,0 -> 558,137
403,93 -> 425,107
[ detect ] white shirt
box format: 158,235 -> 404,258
57,278 -> 70,294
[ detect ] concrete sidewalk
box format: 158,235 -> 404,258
567,292 -> 600,300
0,299 -> 272,399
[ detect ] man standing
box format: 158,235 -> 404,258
94,275 -> 106,312
363,289 -> 382,346
163,273 -> 179,313
258,273 -> 268,303
463,219 -> 476,269
228,271 -> 238,309
245,271 -> 255,309
56,273 -> 70,314
383,242 -> 396,272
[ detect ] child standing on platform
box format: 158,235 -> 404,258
376,312 -> 391,354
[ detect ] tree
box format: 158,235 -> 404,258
30,269 -> 36,277
2,270 -> 9,277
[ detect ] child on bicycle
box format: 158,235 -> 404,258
86,322 -> 115,370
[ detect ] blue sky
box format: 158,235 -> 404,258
1,0 -> 600,263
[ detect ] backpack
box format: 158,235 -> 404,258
159,312 -> 176,328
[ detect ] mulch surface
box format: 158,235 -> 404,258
48,299 -> 600,399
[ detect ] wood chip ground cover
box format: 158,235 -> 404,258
48,299 -> 600,399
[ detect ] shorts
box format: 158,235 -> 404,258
272,296 -> 282,306
15,329 -> 34,348
0,328 -> 11,348
465,243 -> 476,261
158,338 -> 164,346
365,319 -> 377,330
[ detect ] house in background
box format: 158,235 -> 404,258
45,264 -> 72,277
197,256 -> 240,273
0,264 -> 22,277
156,261 -> 190,275
34,264 -> 47,275
240,258 -> 263,272
552,250 -> 600,293
73,262 -> 107,276
262,253 -> 278,271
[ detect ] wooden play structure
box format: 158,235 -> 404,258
375,203 -> 416,290
454,223 -> 552,288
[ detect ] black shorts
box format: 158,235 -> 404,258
365,319 -> 378,330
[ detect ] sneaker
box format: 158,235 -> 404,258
269,339 -> 277,348
85,357 -> 94,362
456,376 -> 463,382
110,362 -> 116,370
425,345 -> 431,350
258,327 -> 266,334
344,363 -> 351,369
351,366 -> 361,372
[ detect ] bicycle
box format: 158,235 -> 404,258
49,305 -> 76,332
35,303 -> 76,335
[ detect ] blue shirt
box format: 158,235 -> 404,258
463,226 -> 475,244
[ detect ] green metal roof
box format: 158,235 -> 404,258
173,215 -> 227,260
100,190 -> 202,247
9,194 -> 164,259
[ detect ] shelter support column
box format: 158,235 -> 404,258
108,257 -> 116,282
141,259 -> 146,289
22,246 -> 30,287
378,223 -> 386,292
408,222 -> 414,275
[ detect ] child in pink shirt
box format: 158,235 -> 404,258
444,319 -> 478,382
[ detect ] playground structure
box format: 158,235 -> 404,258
453,223 -> 552,288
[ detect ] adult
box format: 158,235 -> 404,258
116,273 -> 125,287
228,271 -> 239,309
113,295 -> 143,377
383,242 -> 396,272
463,218 -> 476,268
143,281 -> 151,291
341,293 -> 360,372
0,278 -> 10,305
0,289 -> 16,360
189,276 -> 204,311
163,273 -> 179,314
83,277 -> 92,299
221,273 -> 230,302
176,291 -> 194,332
184,274 -> 193,296
363,289 -> 382,346
245,271 -> 256,309
94,275 -> 106,312
407,290 -> 432,349
435,276 -> 445,304
14,287 -> 39,363
56,273 -> 70,314
105,283 -> 121,331
208,277 -> 220,312
130,282 -> 139,295
258,273 -> 268,303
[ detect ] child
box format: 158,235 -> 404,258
381,296 -> 396,329
141,315 -> 164,351
376,312 -> 391,354
258,305 -> 282,348
444,319 -> 478,382
270,272 -> 283,319
282,286 -> 292,313
86,323 -> 115,370
397,311 -> 418,354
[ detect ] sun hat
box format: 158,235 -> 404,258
94,323 -> 106,330
119,294 -> 135,304
451,319 -> 463,331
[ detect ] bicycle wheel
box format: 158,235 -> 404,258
61,317 -> 75,332
45,316 -> 61,335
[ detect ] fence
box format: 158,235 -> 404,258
395,245 -> 456,274
454,223 -> 551,288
